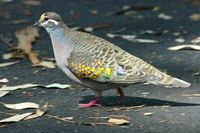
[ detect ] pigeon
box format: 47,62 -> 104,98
33,12 -> 191,107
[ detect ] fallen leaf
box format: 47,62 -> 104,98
62,117 -> 74,120
0,61 -> 19,67
2,102 -> 39,110
2,53 -> 15,60
0,83 -> 38,91
182,94 -> 200,97
23,0 -> 41,6
107,5 -> 158,16
33,61 -> 56,69
141,92 -> 150,95
72,23 -> 112,32
90,10 -> 98,15
0,78 -> 8,83
168,44 -> 200,51
191,36 -> 200,43
15,26 -> 56,69
0,112 -> 33,123
173,32 -> 181,36
45,83 -> 71,89
158,13 -> 173,20
108,117 -> 129,125
144,112 -> 153,116
174,38 -> 185,43
25,102 -> 48,120
84,27 -> 94,32
0,91 -> 9,97
133,38 -> 159,43
15,26 -> 40,64
189,13 -> 200,21
2,52 -> 25,60
107,33 -> 159,43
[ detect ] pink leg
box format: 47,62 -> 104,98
78,97 -> 101,108
79,91 -> 102,108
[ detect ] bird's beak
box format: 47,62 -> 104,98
32,21 -> 41,27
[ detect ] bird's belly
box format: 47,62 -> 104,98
79,78 -> 117,91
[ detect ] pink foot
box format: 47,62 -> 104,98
79,98 -> 101,108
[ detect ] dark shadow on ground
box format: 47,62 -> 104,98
80,96 -> 200,107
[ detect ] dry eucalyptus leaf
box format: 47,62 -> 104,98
25,102 -> 48,120
84,27 -> 94,32
174,38 -> 185,43
144,112 -> 153,116
23,0 -> 41,6
168,45 -> 200,51
189,13 -> 200,21
33,61 -> 56,69
0,61 -> 19,67
182,94 -> 200,97
0,112 -> 33,123
0,83 -> 38,91
62,117 -> 74,120
108,117 -> 129,125
0,91 -> 9,97
191,36 -> 200,43
2,102 -> 39,110
15,26 -> 40,64
45,83 -> 71,89
2,52 -> 25,60
158,13 -> 173,20
107,33 -> 158,43
2,53 -> 15,60
133,38 -> 159,43
15,26 -> 39,54
0,78 -> 9,83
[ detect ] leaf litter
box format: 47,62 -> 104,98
0,83 -> 71,97
107,5 -> 159,16
0,61 -> 19,67
2,26 -> 56,69
108,116 -> 129,125
189,13 -> 200,21
0,102 -> 48,123
0,91 -> 9,97
168,35 -> 200,51
0,78 -> 9,83
2,102 -> 39,110
168,44 -> 200,51
107,33 -> 159,43
0,112 -> 33,123
158,13 -> 173,20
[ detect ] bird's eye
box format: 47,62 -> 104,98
44,17 -> 48,21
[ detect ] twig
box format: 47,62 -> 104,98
107,105 -> 145,112
45,114 -> 76,124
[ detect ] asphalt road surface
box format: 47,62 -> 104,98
1,0 -> 200,133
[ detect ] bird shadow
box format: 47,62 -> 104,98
80,95 -> 200,107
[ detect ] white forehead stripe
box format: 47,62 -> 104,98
48,19 -> 59,25
41,19 -> 59,26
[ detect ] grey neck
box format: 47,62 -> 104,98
49,24 -> 71,47
49,24 -> 68,37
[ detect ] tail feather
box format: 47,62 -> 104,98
171,78 -> 191,88
146,74 -> 191,88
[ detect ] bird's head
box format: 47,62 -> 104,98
33,12 -> 64,33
